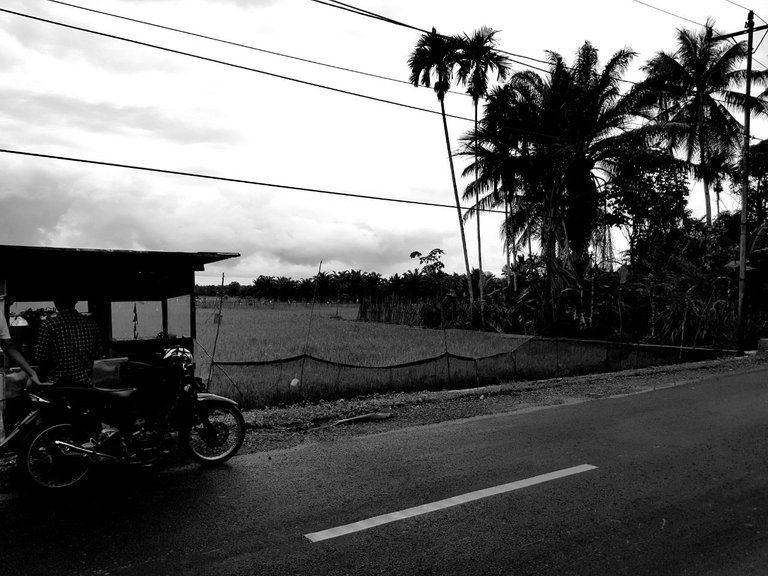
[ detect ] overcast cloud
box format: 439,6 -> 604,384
0,0 -> 764,285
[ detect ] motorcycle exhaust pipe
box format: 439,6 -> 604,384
53,440 -> 120,462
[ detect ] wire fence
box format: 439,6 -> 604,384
208,336 -> 728,409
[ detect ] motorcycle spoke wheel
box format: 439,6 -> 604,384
184,404 -> 245,465
22,423 -> 91,490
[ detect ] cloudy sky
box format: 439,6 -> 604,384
0,0 -> 766,285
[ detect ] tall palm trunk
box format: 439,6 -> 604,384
542,186 -> 559,327
440,98 -> 475,307
474,104 -> 484,328
503,182 -> 517,299
699,133 -> 713,227
697,102 -> 713,227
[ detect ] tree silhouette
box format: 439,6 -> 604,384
408,28 -> 475,310
642,19 -> 768,226
455,26 -> 510,326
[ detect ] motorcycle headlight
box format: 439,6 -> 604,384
163,346 -> 194,369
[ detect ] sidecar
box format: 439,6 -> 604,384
0,244 -> 239,440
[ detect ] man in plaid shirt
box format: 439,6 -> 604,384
35,296 -> 103,386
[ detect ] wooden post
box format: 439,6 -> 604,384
712,13 -> 768,351
0,370 -> 5,443
737,12 -> 754,354
0,290 -> 6,443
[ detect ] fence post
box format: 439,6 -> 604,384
0,369 -> 5,443
335,364 -> 343,396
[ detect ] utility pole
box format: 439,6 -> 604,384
713,12 -> 768,353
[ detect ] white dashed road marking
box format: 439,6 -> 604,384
305,463 -> 598,542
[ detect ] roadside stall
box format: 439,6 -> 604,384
0,244 -> 238,440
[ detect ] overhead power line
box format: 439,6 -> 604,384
46,0 -> 468,97
310,0 -> 766,91
0,148 -> 507,214
628,0 -> 767,69
2,7 -> 575,143
50,0 -> 550,93
308,0 -> 425,33
721,0 -> 768,26
6,5 -> 760,145
0,8 -> 474,122
629,0 -> 703,26
310,0 -> 564,72
321,0 -> 767,136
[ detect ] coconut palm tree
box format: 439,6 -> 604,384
408,28 -> 474,310
641,19 -> 768,227
454,27 -> 510,326
457,106 -> 516,293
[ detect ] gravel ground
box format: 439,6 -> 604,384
238,353 -> 768,453
3,353 -> 767,493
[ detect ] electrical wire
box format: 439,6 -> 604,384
0,8 -> 474,123
46,0 -> 469,97
308,0 -> 425,33
38,2 -> 764,111
628,0 -> 768,69
50,0 -> 551,89
311,0 -> 577,72
0,147 -> 509,214
755,28 -> 768,52
310,0 -> 767,92
629,0 -> 703,27
3,7 -> 578,143
308,0 -> 768,140
721,0 -> 768,26
4,6 -> 761,153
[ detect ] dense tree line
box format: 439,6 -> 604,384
201,19 -> 768,349
196,260 -> 487,306
403,19 -> 768,346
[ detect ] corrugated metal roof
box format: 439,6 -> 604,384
0,245 -> 239,271
0,245 -> 240,301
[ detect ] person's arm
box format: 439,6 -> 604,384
91,321 -> 104,360
0,339 -> 42,386
33,320 -> 51,371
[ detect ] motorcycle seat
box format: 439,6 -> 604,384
38,386 -> 138,403
92,387 -> 137,400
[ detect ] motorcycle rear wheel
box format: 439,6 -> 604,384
182,403 -> 245,465
20,423 -> 91,490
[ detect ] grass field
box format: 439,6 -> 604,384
193,302 -> 531,407
195,302 -> 527,366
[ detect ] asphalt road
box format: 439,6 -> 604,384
1,364 -> 768,576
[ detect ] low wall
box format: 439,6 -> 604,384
512,337 -> 731,382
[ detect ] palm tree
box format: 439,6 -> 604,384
408,29 -> 474,310
466,42 -> 650,325
455,27 -> 510,327
641,19 -> 768,227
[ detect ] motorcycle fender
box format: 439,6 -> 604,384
0,409 -> 44,452
195,392 -> 239,407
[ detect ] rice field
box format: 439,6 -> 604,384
194,302 -> 528,368
192,302 -> 531,407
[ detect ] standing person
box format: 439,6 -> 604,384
34,295 -> 103,387
0,297 -> 41,385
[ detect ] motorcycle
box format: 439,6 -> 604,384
0,346 -> 246,490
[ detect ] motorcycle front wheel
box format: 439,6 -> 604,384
181,403 -> 245,465
20,422 -> 91,490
